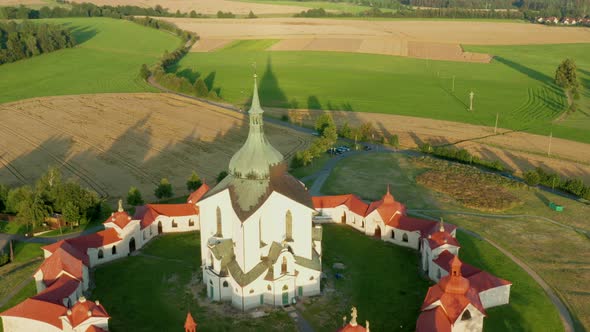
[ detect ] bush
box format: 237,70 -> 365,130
247,10 -> 257,19
154,178 -> 173,199
217,11 -> 235,18
186,171 -> 202,191
523,170 -> 541,186
281,114 -> 289,122
194,78 -> 209,97
127,186 -> 144,206
139,64 -> 151,80
217,171 -> 228,183
0,253 -> 9,266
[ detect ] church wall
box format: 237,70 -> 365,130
363,212 -> 382,238
383,227 -> 421,250
451,304 -> 484,332
241,216 -> 261,273
156,215 -> 199,234
198,190 -> 238,265
87,241 -> 124,268
294,265 -> 321,297
1,316 -> 62,332
479,284 -> 511,309
258,193 -> 314,260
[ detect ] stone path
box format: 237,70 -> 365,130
283,305 -> 314,332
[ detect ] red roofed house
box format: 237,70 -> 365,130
60,297 -> 109,332
1,298 -> 67,331
417,256 -> 486,332
420,218 -> 460,280
34,247 -> 89,294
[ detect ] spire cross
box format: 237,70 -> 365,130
439,217 -> 445,232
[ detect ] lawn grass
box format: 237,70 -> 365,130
0,280 -> 36,332
302,223 -> 431,331
175,40 -> 590,143
10,242 -> 43,264
93,232 -> 296,332
0,221 -> 25,235
0,17 -> 180,104
319,152 -> 587,330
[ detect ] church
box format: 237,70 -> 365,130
196,75 -> 322,310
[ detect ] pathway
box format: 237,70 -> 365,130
283,305 -> 314,332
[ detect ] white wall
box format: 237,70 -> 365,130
1,316 -> 61,332
451,304 -> 485,332
479,284 -> 511,309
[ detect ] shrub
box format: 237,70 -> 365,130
139,64 -> 151,80
247,10 -> 257,19
281,114 -> 289,122
186,172 -> 202,191
194,78 -> 209,97
127,186 -> 144,206
154,178 -> 173,199
523,170 -> 540,186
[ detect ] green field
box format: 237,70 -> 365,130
0,17 -> 180,104
236,0 -> 395,14
175,40 -> 590,143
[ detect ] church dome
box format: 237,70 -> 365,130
228,75 -> 283,180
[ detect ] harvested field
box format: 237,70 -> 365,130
0,93 -> 311,203
266,108 -> 590,183
83,0 -> 308,14
164,17 -> 590,62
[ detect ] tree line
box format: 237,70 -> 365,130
0,20 -> 75,65
294,7 -> 526,19
0,167 -> 102,233
524,167 -> 590,199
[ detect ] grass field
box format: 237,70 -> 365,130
0,17 -> 180,104
236,0 -> 395,13
320,152 -> 589,330
175,40 -> 590,143
93,232 -> 297,332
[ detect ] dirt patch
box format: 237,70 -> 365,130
192,38 -> 234,52
164,18 -> 590,62
415,158 -> 524,211
0,93 -> 310,203
266,108 -> 590,183
83,0 -> 309,14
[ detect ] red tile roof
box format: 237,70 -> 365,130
38,247 -> 85,286
337,324 -> 367,332
32,274 -> 80,305
103,210 -> 133,229
432,251 -> 511,293
66,297 -> 109,328
0,298 -> 67,329
86,326 -> 107,332
312,194 -> 370,217
185,312 -> 197,329
188,183 -> 210,204
134,203 -> 198,229
66,228 -> 122,254
422,257 -> 486,323
365,188 -> 406,227
42,240 -> 89,266
397,216 -> 437,234
427,226 -> 460,250
416,306 -> 451,332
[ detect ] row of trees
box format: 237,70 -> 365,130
295,7 -> 525,18
0,168 -> 101,232
291,114 -> 339,167
0,21 -> 75,65
419,143 -> 505,172
523,167 -> 590,199
0,3 -> 199,20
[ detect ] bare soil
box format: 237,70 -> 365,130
266,108 -> 590,183
164,18 -> 590,62
0,93 -> 311,203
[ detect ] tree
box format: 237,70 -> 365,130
62,201 -> 80,227
555,59 -> 578,89
389,135 -> 399,148
247,10 -> 257,18
315,114 -> 335,136
216,171 -> 228,183
189,10 -> 198,18
140,64 -> 151,80
154,178 -> 173,199
0,184 -> 9,213
186,171 -> 202,191
194,78 -> 209,97
127,186 -> 144,206
16,192 -> 50,232
523,170 -> 541,186
5,186 -> 33,214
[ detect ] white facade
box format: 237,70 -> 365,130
1,317 -> 62,332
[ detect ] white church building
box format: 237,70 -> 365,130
197,75 -> 322,310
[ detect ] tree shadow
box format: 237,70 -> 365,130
69,25 -> 98,45
495,56 -> 555,88
204,71 -> 216,91
176,68 -> 201,84
307,96 -> 322,110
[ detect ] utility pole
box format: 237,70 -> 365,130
548,130 -> 553,156
494,113 -> 499,134
469,91 -> 475,112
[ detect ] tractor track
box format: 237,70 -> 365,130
0,152 -> 27,184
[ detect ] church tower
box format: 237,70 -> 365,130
197,76 -> 322,310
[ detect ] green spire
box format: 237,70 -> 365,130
249,74 -> 263,115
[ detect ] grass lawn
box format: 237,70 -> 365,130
93,232 -> 296,332
0,281 -> 37,332
0,221 -> 24,235
175,40 -> 590,143
0,17 -> 180,104
10,242 -> 43,264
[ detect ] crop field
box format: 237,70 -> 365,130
0,93 -> 311,203
0,17 -> 180,104
172,37 -> 590,144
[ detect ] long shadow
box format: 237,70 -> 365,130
69,25 -> 98,45
259,56 -> 290,108
495,56 -> 555,88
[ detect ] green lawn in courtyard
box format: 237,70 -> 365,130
0,17 -> 180,104
93,232 -> 297,332
175,39 -> 590,143
302,223 -> 431,331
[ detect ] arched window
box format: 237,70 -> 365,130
249,289 -> 254,294
402,233 -> 408,242
223,281 -> 228,287
216,207 -> 222,237
309,276 -> 314,281
189,219 -> 195,226
361,220 -> 365,228
267,285 -> 272,291
150,226 -> 153,236
112,246 -> 117,255
143,230 -> 146,240
281,256 -> 288,275
461,310 -> 472,321
66,298 -> 72,308
285,211 -> 293,241
391,230 -> 395,239
282,285 -> 288,291
172,219 -> 178,228
209,280 -> 213,285
98,249 -> 104,259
